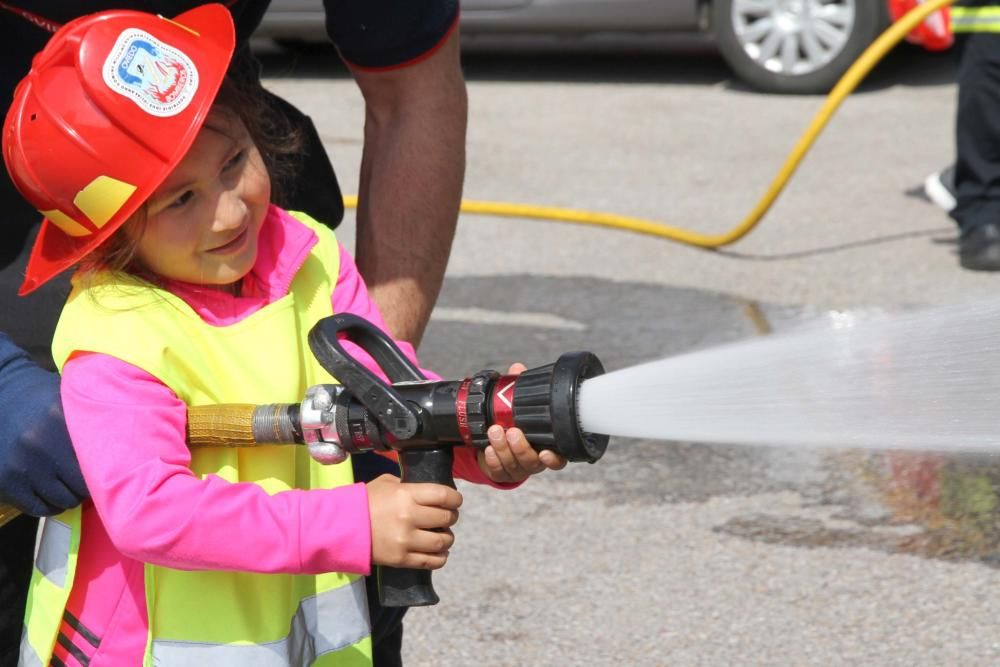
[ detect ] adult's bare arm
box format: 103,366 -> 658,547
350,29 -> 467,348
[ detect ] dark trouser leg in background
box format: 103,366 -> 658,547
952,29 -> 1000,270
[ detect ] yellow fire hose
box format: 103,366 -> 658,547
0,0 -> 953,528
347,0 -> 952,248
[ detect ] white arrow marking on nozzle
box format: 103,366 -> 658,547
497,380 -> 516,409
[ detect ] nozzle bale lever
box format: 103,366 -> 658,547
185,313 -> 611,607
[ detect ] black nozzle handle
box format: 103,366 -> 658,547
378,447 -> 456,607
307,314 -> 426,440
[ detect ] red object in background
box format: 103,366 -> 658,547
888,0 -> 954,51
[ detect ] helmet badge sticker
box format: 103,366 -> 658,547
102,28 -> 200,117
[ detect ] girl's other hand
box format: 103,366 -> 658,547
480,425 -> 568,484
366,474 -> 462,569
478,363 -> 569,484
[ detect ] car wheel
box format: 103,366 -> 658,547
712,0 -> 886,94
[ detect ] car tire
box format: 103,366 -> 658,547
712,0 -> 887,94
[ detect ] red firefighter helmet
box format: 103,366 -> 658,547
3,4 -> 235,295
888,0 -> 953,52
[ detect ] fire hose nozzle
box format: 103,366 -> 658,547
302,314 -> 612,608
503,350 -> 609,464
304,314 -> 610,465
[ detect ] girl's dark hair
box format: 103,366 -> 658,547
213,69 -> 305,204
79,69 -> 304,281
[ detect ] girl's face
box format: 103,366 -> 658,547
129,108 -> 271,288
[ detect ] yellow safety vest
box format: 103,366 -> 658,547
952,5 -> 1000,32
20,212 -> 372,667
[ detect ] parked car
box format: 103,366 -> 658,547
256,0 -> 892,94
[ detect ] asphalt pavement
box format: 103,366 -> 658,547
260,42 -> 1000,666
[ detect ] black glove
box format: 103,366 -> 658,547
0,333 -> 87,516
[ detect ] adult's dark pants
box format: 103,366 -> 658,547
0,94 -> 406,667
952,8 -> 1000,232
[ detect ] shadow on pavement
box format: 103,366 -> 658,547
716,226 -> 953,261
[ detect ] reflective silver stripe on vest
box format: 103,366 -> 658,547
953,7 -> 1000,32
19,626 -> 43,667
151,577 -> 370,666
35,517 -> 71,588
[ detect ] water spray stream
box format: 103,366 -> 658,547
578,300 -> 1000,452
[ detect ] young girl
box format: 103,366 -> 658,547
5,6 -> 565,666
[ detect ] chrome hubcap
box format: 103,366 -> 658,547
731,0 -> 856,76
